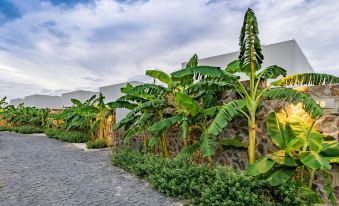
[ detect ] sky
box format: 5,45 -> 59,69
0,0 -> 338,100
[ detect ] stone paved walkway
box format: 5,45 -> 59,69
0,132 -> 180,206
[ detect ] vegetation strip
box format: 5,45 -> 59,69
112,147 -> 321,205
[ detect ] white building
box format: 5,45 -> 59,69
184,40 -> 314,79
99,81 -> 142,122
10,98 -> 24,107
61,90 -> 99,107
9,40 -> 314,120
23,95 -> 62,109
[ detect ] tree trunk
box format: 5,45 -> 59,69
161,133 -> 169,158
248,119 -> 256,164
143,129 -> 147,153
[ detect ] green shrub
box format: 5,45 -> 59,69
0,126 -> 12,131
112,147 -> 321,205
86,139 -> 107,149
44,128 -> 88,143
15,125 -> 44,134
0,125 -> 43,134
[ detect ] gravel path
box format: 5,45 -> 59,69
0,132 -> 180,206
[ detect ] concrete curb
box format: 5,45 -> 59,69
71,143 -> 111,151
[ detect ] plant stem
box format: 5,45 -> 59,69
161,133 -> 169,158
308,168 -> 315,188
143,128 -> 147,153
208,156 -> 213,170
300,166 -> 304,182
248,118 -> 256,164
183,139 -> 188,148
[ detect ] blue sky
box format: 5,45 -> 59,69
0,0 -> 338,99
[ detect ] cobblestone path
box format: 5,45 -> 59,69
0,132 -> 179,206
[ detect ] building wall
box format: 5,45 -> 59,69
99,81 -> 142,122
185,40 -> 314,79
24,95 -> 62,109
10,98 -> 24,107
61,90 -> 99,107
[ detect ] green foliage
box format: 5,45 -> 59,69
112,147 -> 321,205
217,136 -> 248,148
247,112 -> 338,205
0,104 -> 49,127
257,65 -> 287,80
239,8 -> 264,74
271,73 -> 339,86
44,128 -> 88,143
15,125 -> 44,134
208,99 -> 246,136
0,125 -> 44,134
263,88 -> 323,118
0,126 -> 12,131
86,139 -> 107,149
146,70 -> 173,86
52,93 -> 111,140
270,182 -> 324,206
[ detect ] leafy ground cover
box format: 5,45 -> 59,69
86,138 -> 107,149
0,125 -> 44,134
44,128 -> 88,143
112,147 -> 320,206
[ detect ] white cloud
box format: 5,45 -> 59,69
0,0 -> 338,100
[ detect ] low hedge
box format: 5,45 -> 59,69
0,125 -> 44,134
86,139 -> 107,149
112,147 -> 320,206
0,126 -> 12,132
44,128 -> 88,143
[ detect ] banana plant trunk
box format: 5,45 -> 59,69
248,118 -> 256,164
143,128 -> 147,153
161,133 -> 169,159
158,112 -> 169,158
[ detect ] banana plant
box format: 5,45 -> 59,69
247,112 -> 338,205
108,82 -> 169,155
205,8 -> 339,164
0,97 -> 7,111
52,95 -> 99,136
110,54 -> 224,157
0,97 -> 8,123
146,54 -> 237,158
92,93 -> 112,141
0,103 -> 49,127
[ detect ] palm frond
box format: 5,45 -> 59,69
239,8 -> 264,73
171,66 -> 237,81
174,93 -> 201,116
263,88 -> 323,118
208,99 -> 246,136
225,60 -> 241,74
107,101 -> 137,110
200,131 -> 217,157
185,54 -> 198,68
185,81 -> 236,95
272,73 -> 339,86
176,142 -> 199,160
146,70 -> 173,86
123,84 -> 169,99
257,65 -> 287,80
148,115 -> 182,136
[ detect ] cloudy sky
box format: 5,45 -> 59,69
0,0 -> 338,100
